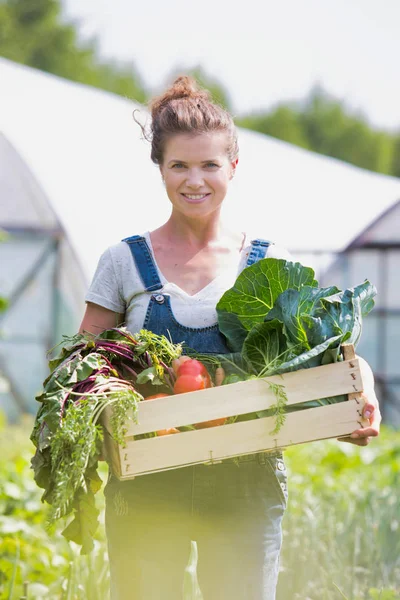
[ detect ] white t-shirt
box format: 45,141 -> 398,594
85,231 -> 291,334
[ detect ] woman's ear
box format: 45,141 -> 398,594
230,157 -> 239,179
159,166 -> 165,185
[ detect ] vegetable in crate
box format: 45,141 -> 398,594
30,328 -> 182,554
172,358 -> 227,428
212,258 -> 377,428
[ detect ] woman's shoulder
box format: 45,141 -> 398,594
92,241 -> 131,272
99,233 -> 148,264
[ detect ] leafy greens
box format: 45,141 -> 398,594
216,258 -> 376,420
30,328 -> 182,554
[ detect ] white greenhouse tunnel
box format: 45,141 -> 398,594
1,57 -> 400,422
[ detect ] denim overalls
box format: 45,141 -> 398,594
105,235 -> 288,600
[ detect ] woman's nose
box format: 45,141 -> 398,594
186,169 -> 204,188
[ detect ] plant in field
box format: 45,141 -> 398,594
2,418 -> 399,598
277,429 -> 400,600
182,541 -> 203,600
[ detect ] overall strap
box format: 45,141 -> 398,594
122,235 -> 163,292
246,239 -> 272,267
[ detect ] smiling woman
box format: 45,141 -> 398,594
80,76 -> 292,600
78,75 -> 380,600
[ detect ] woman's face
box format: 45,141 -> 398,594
159,132 -> 238,219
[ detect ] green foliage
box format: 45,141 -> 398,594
213,258 -> 376,433
0,0 -> 146,102
1,2 -> 399,175
277,427 -> 400,600
216,258 -> 376,377
217,258 -> 317,337
391,133 -> 400,177
30,327 -> 182,553
182,541 -> 204,600
299,88 -> 395,174
0,230 -> 8,312
0,413 -> 110,599
238,105 -> 310,149
1,415 -> 399,598
0,295 -> 7,313
237,87 -> 400,177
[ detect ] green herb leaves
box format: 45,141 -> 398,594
30,327 -> 183,554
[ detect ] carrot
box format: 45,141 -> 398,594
214,366 -> 225,387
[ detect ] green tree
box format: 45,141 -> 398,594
390,132 -> 400,177
0,0 -> 146,102
237,86 -> 398,177
299,88 -> 395,174
237,105 -> 310,149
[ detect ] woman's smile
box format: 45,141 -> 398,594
181,192 -> 211,203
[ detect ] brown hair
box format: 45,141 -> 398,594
135,75 -> 238,165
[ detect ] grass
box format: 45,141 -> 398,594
0,413 -> 399,599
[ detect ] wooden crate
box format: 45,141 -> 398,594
102,344 -> 367,480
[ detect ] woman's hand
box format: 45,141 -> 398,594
338,356 -> 381,446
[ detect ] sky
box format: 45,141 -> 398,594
63,0 -> 400,132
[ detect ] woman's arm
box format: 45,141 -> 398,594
79,302 -> 124,335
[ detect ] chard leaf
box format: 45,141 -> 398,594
44,353 -> 97,392
62,489 -> 99,555
86,465 -> 103,495
217,259 -> 317,337
48,339 -> 86,372
30,447 -> 51,490
75,353 -> 106,380
135,366 -> 164,385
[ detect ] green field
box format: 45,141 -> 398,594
0,413 -> 399,599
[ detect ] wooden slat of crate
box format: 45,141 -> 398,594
113,399 -> 364,479
102,357 -> 363,437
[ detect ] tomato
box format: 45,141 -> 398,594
177,358 -> 209,377
194,418 -> 227,429
176,359 -> 211,388
156,428 -> 180,436
173,374 -> 206,394
171,356 -> 191,375
145,393 -> 170,400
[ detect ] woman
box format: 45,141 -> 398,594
80,76 -> 381,600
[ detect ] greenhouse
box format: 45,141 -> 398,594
1,57 -> 399,423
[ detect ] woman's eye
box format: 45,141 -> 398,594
205,162 -> 219,168
172,163 -> 185,169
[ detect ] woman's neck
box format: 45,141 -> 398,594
157,212 -> 228,249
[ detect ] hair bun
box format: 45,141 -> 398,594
140,73 -> 238,165
149,75 -> 211,119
